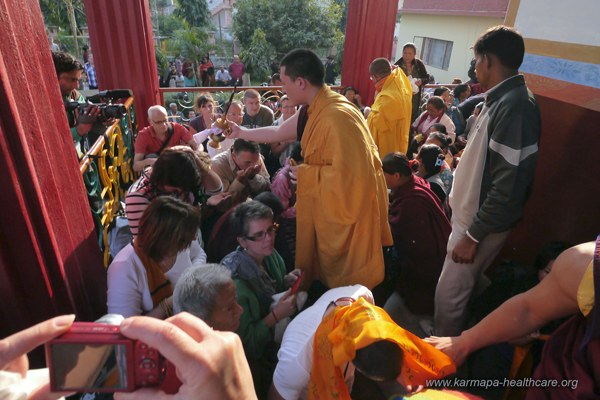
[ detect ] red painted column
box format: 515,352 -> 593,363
0,0 -> 106,347
341,0 -> 399,105
83,0 -> 160,128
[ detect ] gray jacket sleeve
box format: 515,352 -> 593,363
468,91 -> 540,242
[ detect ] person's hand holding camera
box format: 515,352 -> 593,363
75,105 -> 101,137
0,315 -> 75,400
114,313 -> 256,400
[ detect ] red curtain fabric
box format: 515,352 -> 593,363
341,0 -> 399,105
84,0 -> 160,128
0,0 -> 106,351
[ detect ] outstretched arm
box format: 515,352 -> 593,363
427,242 -> 592,365
228,113 -> 298,144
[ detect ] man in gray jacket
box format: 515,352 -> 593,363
434,25 -> 541,336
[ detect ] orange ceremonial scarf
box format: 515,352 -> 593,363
308,298 -> 455,400
133,240 -> 173,307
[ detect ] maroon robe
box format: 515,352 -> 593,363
388,175 -> 451,315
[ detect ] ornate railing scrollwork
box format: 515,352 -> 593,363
79,96 -> 137,267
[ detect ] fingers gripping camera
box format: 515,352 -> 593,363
45,322 -> 180,393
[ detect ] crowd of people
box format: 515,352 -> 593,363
7,25 -> 597,400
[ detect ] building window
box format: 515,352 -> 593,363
413,36 -> 453,71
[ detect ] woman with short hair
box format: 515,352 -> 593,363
108,196 -> 203,318
220,200 -> 300,398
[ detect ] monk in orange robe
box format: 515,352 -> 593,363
367,58 -> 413,157
229,49 -> 392,289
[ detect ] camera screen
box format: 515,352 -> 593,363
49,343 -> 128,391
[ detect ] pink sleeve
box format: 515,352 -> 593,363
271,172 -> 291,211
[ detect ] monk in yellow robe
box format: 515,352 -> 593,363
229,49 -> 392,290
367,58 -> 413,157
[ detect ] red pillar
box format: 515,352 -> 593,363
0,0 -> 106,345
341,0 -> 399,106
84,0 -> 160,128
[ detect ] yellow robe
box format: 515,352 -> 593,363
296,86 -> 393,289
367,67 -> 413,157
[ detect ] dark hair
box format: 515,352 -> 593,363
433,87 -> 450,97
343,86 -> 358,96
369,58 -> 391,77
468,59 -> 478,82
429,123 -> 447,134
427,96 -> 446,111
289,142 -> 303,163
418,144 -> 444,176
254,192 -> 284,219
150,146 -> 202,192
473,25 -> 525,70
382,152 -> 412,177
231,201 -> 274,238
196,93 -> 215,109
232,139 -> 260,154
453,84 -> 470,100
402,42 -> 417,53
280,49 -> 324,86
353,340 -> 403,382
427,132 -> 452,150
533,242 -> 572,271
138,196 -> 201,261
52,51 -> 83,75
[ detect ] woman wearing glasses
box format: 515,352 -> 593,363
221,200 -> 300,398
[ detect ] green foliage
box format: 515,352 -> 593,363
240,28 -> 274,83
233,0 -> 342,57
157,14 -> 186,38
174,0 -> 210,28
155,46 -> 169,73
332,0 -> 349,32
167,23 -> 212,62
40,0 -> 86,32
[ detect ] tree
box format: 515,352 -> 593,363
174,0 -> 211,28
40,0 -> 86,31
240,28 -> 274,83
233,0 -> 342,57
40,0 -> 87,55
167,23 -> 212,62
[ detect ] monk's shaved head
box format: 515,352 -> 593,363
369,58 -> 392,77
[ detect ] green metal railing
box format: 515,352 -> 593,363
79,96 -> 137,267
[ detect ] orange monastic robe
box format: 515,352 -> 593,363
296,86 -> 393,289
367,67 -> 413,157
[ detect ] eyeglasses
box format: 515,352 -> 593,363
244,223 -> 279,241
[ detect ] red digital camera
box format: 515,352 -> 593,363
45,322 -> 179,393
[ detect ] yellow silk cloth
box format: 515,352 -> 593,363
296,86 -> 393,289
368,67 -> 413,157
133,241 -> 173,308
577,260 -> 594,317
308,298 -> 456,399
